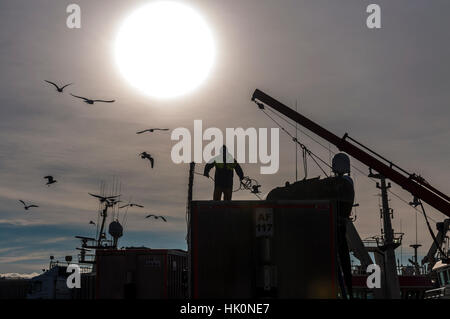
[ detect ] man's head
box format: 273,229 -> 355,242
219,145 -> 227,156
217,145 -> 233,163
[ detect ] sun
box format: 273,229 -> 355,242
115,1 -> 215,99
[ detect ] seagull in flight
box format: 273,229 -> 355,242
105,199 -> 122,207
119,203 -> 144,209
136,128 -> 169,134
44,176 -> 57,186
19,200 -> 39,211
145,214 -> 167,222
45,80 -> 73,93
140,152 -> 154,168
88,193 -> 120,203
71,94 -> 115,105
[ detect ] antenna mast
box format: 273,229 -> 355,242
295,100 -> 298,181
370,170 -> 401,298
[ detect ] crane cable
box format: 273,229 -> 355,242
257,105 -> 331,177
257,99 -> 450,261
258,102 -> 440,224
257,100 -> 449,261
418,200 -> 449,260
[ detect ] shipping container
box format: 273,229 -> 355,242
96,249 -> 187,299
189,200 -> 338,298
73,272 -> 96,299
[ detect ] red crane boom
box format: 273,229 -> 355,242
252,89 -> 450,217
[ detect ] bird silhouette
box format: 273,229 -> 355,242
45,80 -> 73,93
140,152 -> 154,168
44,176 -> 57,186
89,221 -> 96,225
145,214 -> 167,222
136,128 -> 169,134
71,94 -> 115,105
105,199 -> 122,207
119,203 -> 144,209
88,193 -> 120,203
19,200 -> 38,211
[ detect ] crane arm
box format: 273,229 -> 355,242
251,89 -> 450,217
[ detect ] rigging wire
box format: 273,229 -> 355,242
415,202 -> 418,245
257,99 -> 448,265
258,103 -> 441,224
302,147 -> 308,180
117,181 -> 122,221
419,200 -> 449,260
264,107 -> 333,154
122,196 -> 132,229
260,108 -> 331,177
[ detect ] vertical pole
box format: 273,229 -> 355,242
410,244 -> 422,274
400,219 -> 403,266
98,206 -> 108,247
187,162 -> 195,298
187,162 -> 195,243
378,176 -> 401,298
410,207 -> 422,274
295,100 -> 298,181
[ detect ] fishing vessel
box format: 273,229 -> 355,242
22,90 -> 450,299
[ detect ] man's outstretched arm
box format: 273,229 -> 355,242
204,162 -> 214,177
234,161 -> 244,181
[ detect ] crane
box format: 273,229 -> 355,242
422,219 -> 450,267
251,89 -> 450,218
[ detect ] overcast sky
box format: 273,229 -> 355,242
0,0 -> 449,275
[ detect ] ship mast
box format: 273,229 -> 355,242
369,171 -> 401,298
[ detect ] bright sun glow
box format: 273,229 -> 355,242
115,1 -> 215,99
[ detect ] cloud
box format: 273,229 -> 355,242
0,0 -> 448,274
0,272 -> 40,279
0,247 -> 24,254
0,219 -> 47,227
39,237 -> 72,244
0,254 -> 48,264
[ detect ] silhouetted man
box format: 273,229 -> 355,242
204,145 -> 244,201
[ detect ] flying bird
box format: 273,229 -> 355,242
44,176 -> 57,186
71,94 -> 115,105
119,203 -> 144,209
136,128 -> 169,134
19,200 -> 39,211
105,199 -> 122,207
140,152 -> 154,168
88,193 -> 120,203
89,221 -> 96,225
45,80 -> 73,93
145,214 -> 167,222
